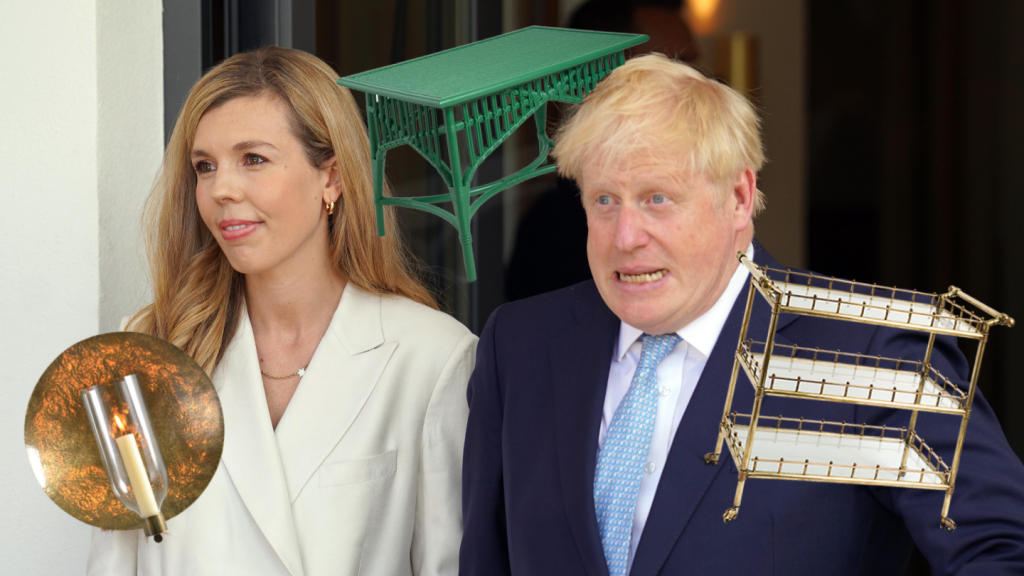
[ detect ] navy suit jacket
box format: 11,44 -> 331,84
460,242 -> 1024,575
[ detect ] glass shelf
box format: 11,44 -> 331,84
721,412 -> 950,489
737,341 -> 967,415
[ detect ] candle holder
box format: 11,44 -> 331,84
81,374 -> 169,541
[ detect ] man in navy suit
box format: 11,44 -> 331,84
459,53 -> 1024,575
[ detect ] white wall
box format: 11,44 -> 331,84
0,1 -> 162,573
97,0 -> 165,330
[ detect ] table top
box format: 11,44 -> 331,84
336,26 -> 647,108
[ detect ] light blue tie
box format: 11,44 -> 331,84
594,333 -> 682,576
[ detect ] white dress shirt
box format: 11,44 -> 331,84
597,243 -> 754,572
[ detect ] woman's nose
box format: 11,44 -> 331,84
208,170 -> 244,204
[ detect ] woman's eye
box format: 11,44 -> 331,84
194,161 -> 214,174
244,153 -> 267,166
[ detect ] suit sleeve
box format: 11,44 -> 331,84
863,327 -> 1024,574
412,332 -> 478,576
86,527 -> 139,575
459,307 -> 513,576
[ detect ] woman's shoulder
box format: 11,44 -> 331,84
378,292 -> 474,352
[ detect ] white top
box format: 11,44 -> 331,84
598,243 -> 754,572
87,284 -> 476,576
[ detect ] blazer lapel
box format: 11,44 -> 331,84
629,240 -> 797,576
549,286 -> 619,576
274,283 -> 397,503
215,310 -> 306,576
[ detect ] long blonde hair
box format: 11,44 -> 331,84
130,47 -> 436,374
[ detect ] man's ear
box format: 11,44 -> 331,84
731,167 -> 756,231
322,156 -> 341,205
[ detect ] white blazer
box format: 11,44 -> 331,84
87,283 -> 477,576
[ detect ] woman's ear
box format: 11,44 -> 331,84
321,156 -> 341,205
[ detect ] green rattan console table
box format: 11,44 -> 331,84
337,26 -> 648,281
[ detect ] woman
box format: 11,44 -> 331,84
87,47 -> 475,576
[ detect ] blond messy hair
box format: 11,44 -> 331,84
553,53 -> 767,215
129,47 -> 436,374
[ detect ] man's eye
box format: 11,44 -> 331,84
194,161 -> 214,174
597,195 -> 612,205
244,153 -> 267,166
652,194 -> 666,204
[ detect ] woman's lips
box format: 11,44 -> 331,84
219,220 -> 262,241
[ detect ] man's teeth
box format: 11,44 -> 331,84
225,224 -> 248,231
619,270 -> 666,283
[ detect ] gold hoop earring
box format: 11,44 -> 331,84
326,200 -> 335,216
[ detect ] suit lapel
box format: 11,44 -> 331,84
629,240 -> 797,576
274,283 -> 396,503
215,310 -> 306,576
550,286 -> 619,576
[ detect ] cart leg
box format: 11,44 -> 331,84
734,301 -> 780,475
901,332 -> 937,476
706,284 -> 757,466
724,475 -> 746,523
706,357 -> 742,466
724,298 -> 780,523
940,336 -> 987,530
939,490 -> 956,532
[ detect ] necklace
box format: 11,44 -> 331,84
260,361 -> 310,380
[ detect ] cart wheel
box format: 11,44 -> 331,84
723,507 -> 739,524
940,517 -> 956,532
703,453 -> 719,465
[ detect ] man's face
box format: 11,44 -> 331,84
581,151 -> 751,335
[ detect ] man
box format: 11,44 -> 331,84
505,0 -> 700,301
460,54 -> 1024,575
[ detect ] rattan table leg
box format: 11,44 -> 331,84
443,107 -> 478,281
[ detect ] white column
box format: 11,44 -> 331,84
97,0 -> 164,331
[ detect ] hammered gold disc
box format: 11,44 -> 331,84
24,332 -> 224,530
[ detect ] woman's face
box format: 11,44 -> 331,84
192,95 -> 339,277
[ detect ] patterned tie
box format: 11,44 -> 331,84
594,333 -> 682,576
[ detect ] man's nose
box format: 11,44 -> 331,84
613,205 -> 650,253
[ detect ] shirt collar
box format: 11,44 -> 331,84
616,242 -> 755,361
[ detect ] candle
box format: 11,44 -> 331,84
114,417 -> 160,518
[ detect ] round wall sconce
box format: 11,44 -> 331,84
24,332 -> 223,538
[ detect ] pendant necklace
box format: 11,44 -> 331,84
260,359 -> 311,380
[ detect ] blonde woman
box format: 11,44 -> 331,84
87,47 -> 475,576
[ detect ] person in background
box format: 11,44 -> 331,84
88,47 -> 475,576
505,0 -> 699,301
461,53 -> 1024,575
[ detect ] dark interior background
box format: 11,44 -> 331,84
809,2 -> 1024,570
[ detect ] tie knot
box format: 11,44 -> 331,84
639,333 -> 682,367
